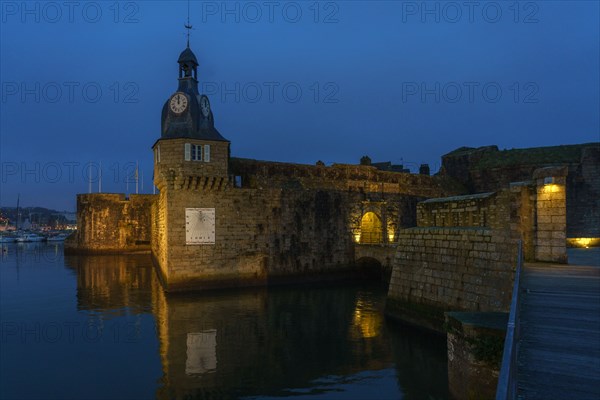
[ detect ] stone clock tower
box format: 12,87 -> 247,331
151,44 -> 232,284
152,45 -> 230,181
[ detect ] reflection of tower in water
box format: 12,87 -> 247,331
152,284 -> 402,400
153,286 -> 269,400
64,255 -> 450,399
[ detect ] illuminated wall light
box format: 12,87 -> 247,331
543,184 -> 561,194
573,238 -> 593,248
388,231 -> 395,242
354,233 -> 361,243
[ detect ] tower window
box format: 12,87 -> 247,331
192,144 -> 202,161
184,143 -> 210,162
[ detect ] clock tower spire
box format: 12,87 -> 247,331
158,44 -> 227,142
153,2 -> 230,186
180,0 -> 196,81
185,0 -> 192,48
153,17 -> 230,189
157,1 -> 227,141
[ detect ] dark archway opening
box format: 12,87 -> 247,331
356,256 -> 392,288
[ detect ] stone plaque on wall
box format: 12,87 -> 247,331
185,208 -> 216,244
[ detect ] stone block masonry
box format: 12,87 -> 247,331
416,186 -> 536,260
229,158 -> 463,197
385,165 -> 569,333
150,157 -> 461,291
445,312 -> 508,400
66,193 -> 155,253
533,167 -> 568,263
567,146 -> 600,238
153,138 -> 230,179
386,227 -> 517,332
441,142 -> 600,238
69,158 -> 461,291
153,186 -> 355,290
418,192 -> 498,229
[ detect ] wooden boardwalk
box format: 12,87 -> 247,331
517,263 -> 600,400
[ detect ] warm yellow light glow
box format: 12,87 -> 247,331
388,231 -> 395,242
567,237 -> 600,248
352,299 -> 382,339
574,238 -> 593,248
354,233 -> 361,243
360,212 -> 383,244
543,184 -> 561,193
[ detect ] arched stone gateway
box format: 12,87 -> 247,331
354,246 -> 396,284
355,256 -> 386,282
360,212 -> 383,244
355,256 -> 382,270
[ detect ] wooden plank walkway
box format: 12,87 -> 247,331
518,263 -> 600,400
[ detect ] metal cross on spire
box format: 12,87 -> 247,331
185,0 -> 192,48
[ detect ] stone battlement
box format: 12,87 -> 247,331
441,142 -> 600,237
66,193 -> 156,254
230,157 -> 462,197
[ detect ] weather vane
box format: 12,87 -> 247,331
185,0 -> 193,47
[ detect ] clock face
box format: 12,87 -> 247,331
170,93 -> 188,114
185,208 -> 215,245
200,95 -> 211,117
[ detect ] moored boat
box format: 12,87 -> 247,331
47,233 -> 70,242
0,235 -> 16,243
15,233 -> 45,243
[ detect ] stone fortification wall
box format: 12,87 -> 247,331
417,192 -> 499,229
151,158 -> 462,291
230,158 -> 463,196
567,146 -> 600,238
440,143 -> 600,238
385,184 -> 539,332
66,193 -> 155,253
533,167 -> 568,263
386,227 -> 517,332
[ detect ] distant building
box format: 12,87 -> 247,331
60,212 -> 77,223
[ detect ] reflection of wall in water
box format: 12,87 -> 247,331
153,286 -> 395,400
64,254 -> 156,314
388,320 -> 449,400
64,254 -> 449,399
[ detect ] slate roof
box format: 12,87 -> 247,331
178,47 -> 198,65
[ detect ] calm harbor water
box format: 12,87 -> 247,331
0,242 -> 449,400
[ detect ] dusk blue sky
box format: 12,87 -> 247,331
1,1 -> 599,211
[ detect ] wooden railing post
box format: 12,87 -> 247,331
496,240 -> 523,400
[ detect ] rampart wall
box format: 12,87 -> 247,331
441,143 -> 599,238
151,159 -> 461,291
66,193 -> 155,253
386,182 -> 542,332
386,227 -> 517,332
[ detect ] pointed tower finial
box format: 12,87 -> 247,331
185,0 -> 192,48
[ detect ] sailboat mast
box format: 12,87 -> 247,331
15,194 -> 20,231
